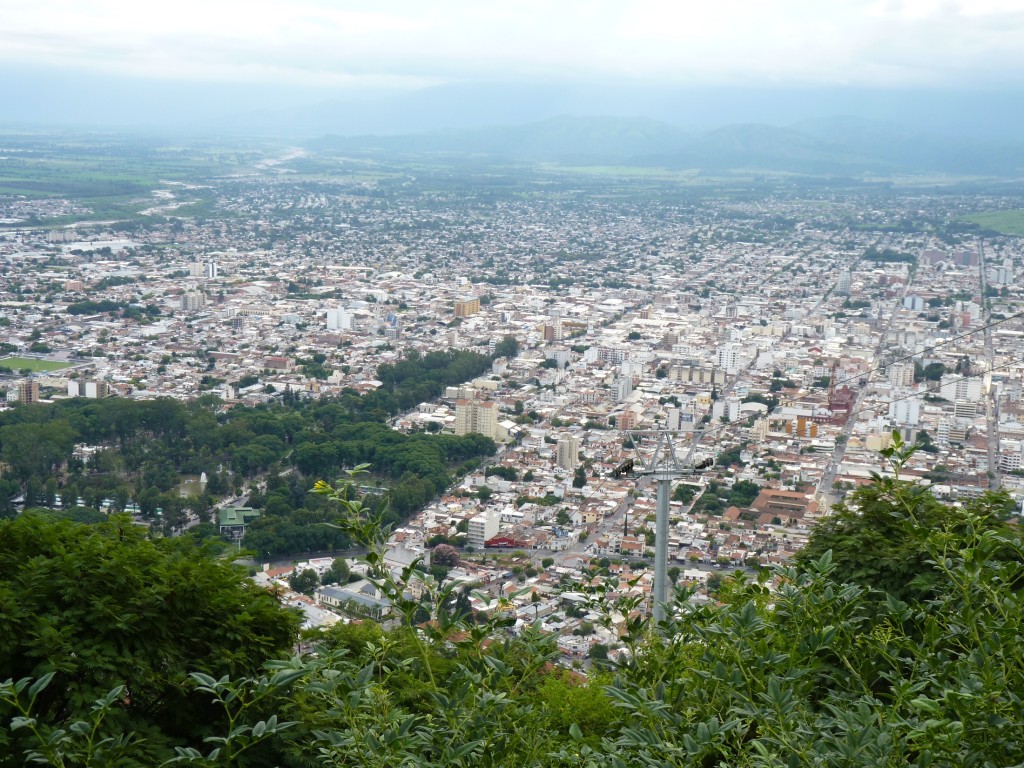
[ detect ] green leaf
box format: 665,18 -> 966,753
269,668 -> 305,690
910,697 -> 941,714
569,723 -> 583,741
10,716 -> 35,731
190,672 -> 218,689
28,671 -> 56,699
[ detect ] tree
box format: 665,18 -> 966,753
0,512 -> 299,761
432,543 -> 461,567
477,485 -> 493,502
672,483 -> 698,504
10,459 -> 1024,767
288,573 -> 319,593
321,557 -> 351,585
572,466 -> 587,489
289,568 -> 320,594
796,431 -> 1020,602
493,335 -> 519,359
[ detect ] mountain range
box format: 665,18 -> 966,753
306,114 -> 1024,177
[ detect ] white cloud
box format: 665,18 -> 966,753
0,0 -> 1022,88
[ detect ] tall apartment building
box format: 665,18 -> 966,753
716,343 -> 747,375
326,307 -> 353,331
888,361 -> 916,388
613,376 -> 633,403
468,509 -> 499,549
454,399 -> 498,438
889,398 -> 921,426
67,379 -> 110,399
181,291 -> 206,312
454,297 -> 480,318
940,375 -> 983,402
556,435 -> 580,471
836,270 -> 852,295
18,379 -> 40,405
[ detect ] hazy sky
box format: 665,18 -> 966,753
3,0 -> 1024,92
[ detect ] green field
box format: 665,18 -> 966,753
0,132 -> 273,225
963,209 -> 1024,236
0,357 -> 74,372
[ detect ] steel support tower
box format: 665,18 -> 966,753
613,430 -> 712,626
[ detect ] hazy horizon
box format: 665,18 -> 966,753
2,1 -> 1024,139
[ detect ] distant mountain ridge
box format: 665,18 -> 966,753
307,114 -> 1024,177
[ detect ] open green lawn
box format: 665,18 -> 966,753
0,357 -> 74,372
962,209 -> 1024,236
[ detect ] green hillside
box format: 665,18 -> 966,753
3,436 -> 1023,766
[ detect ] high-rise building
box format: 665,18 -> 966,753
181,291 -> 205,312
84,381 -> 109,399
326,308 -> 353,331
454,297 -> 480,318
467,509 -> 499,549
716,343 -> 746,375
941,375 -> 983,402
18,379 -> 40,405
613,377 -> 633,403
556,435 -> 580,471
888,361 -> 915,388
69,379 -> 111,398
665,407 -> 680,430
889,398 -> 921,426
836,270 -> 852,295
455,399 -> 498,438
205,260 -> 219,279
784,416 -> 818,438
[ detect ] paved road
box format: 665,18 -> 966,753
817,255 -> 913,502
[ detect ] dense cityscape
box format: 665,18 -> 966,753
2,144 -> 1024,665
6,0 -> 1024,762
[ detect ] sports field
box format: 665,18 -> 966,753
0,357 -> 74,372
963,209 -> 1024,236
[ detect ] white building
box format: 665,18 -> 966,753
468,509 -> 499,549
326,307 -> 353,331
717,343 -> 747,375
888,361 -> 916,389
889,398 -> 921,426
941,375 -> 983,402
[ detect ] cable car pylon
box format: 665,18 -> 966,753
614,429 -> 714,626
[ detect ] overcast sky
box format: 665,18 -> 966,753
2,0 -> 1024,92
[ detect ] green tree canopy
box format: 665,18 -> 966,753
0,512 -> 300,760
